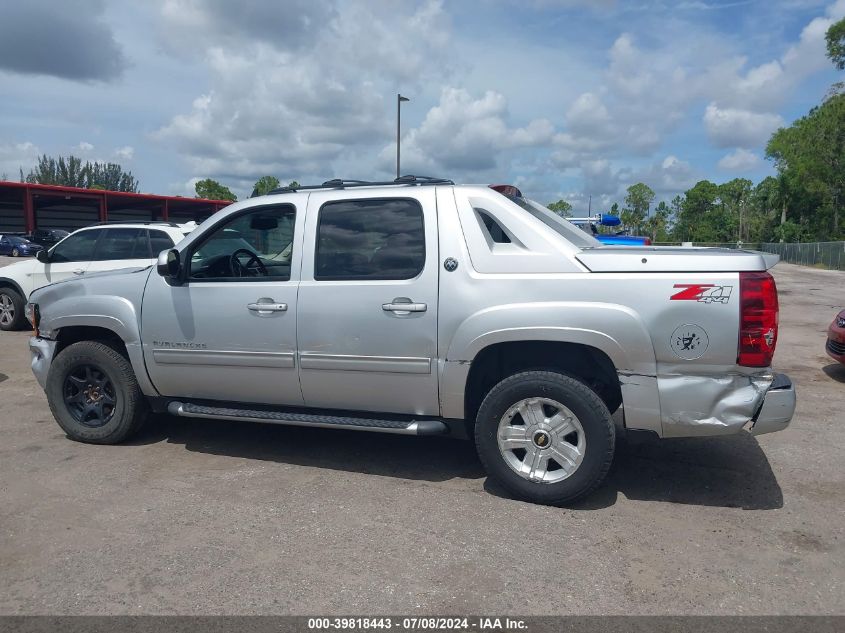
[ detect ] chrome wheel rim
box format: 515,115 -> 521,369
11,248 -> 19,257
0,294 -> 14,326
497,397 -> 586,484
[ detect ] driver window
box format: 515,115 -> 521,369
189,205 -> 296,281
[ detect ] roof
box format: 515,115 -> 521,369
0,180 -> 232,206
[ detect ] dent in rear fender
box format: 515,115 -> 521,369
440,302 -> 663,435
658,372 -> 773,437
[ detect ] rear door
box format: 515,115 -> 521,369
87,228 -> 157,274
297,189 -> 440,415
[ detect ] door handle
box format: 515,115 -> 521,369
72,269 -> 85,275
247,300 -> 288,313
382,301 -> 427,313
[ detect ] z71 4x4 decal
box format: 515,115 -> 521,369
670,284 -> 733,304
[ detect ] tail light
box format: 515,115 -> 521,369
643,237 -> 652,245
738,271 -> 778,367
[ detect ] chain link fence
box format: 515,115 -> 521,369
760,242 -> 845,270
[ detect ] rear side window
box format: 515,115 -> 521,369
314,198 -> 425,280
149,230 -> 175,256
93,228 -> 148,261
49,230 -> 100,263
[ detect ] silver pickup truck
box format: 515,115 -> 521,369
26,177 -> 796,505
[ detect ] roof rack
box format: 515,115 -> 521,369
267,175 -> 454,195
90,220 -> 184,227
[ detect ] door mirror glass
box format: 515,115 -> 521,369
36,249 -> 49,263
157,249 -> 181,279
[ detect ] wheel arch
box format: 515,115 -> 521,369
39,297 -> 158,398
461,340 -> 624,426
0,277 -> 26,299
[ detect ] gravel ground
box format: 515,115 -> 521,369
0,258 -> 843,615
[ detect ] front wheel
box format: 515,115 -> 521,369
11,248 -> 19,257
46,341 -> 148,444
474,371 -> 615,506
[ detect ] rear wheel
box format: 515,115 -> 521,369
46,341 -> 148,444
474,370 -> 615,505
0,288 -> 25,331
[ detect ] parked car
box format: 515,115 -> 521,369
0,235 -> 44,257
27,229 -> 70,248
826,309 -> 845,365
0,222 -> 192,331
25,177 -> 796,505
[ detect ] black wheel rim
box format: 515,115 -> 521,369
62,364 -> 116,427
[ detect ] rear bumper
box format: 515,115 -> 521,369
658,370 -> 795,438
29,336 -> 57,390
749,373 -> 796,436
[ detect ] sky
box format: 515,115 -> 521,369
0,0 -> 843,211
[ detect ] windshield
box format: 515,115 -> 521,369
507,196 -> 601,248
8,237 -> 31,245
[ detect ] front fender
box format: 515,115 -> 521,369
440,302 -> 662,434
34,282 -> 158,397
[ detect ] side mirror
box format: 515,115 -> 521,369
157,249 -> 181,279
36,250 -> 49,263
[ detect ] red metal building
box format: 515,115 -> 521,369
0,181 -> 232,234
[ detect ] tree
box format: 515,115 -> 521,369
827,17 -> 845,70
621,183 -> 654,235
252,176 -> 280,197
195,178 -> 237,202
644,200 -> 671,243
22,154 -> 139,192
767,94 -> 845,239
547,199 -> 573,217
287,180 -> 300,189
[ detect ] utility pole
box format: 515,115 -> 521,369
397,94 -> 409,179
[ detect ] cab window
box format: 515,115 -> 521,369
189,205 -> 296,281
93,228 -> 149,261
314,198 -> 425,280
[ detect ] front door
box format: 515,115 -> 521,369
141,203 -> 303,406
297,189 -> 439,416
30,229 -> 100,295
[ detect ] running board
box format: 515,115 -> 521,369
166,402 -> 448,436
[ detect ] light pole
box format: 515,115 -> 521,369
397,94 -> 409,179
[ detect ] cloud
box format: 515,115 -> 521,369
379,88 -> 554,174
78,142 -> 95,153
577,154 -> 698,201
703,104 -> 784,148
158,0 -> 335,55
0,0 -> 125,81
0,142 -> 41,180
115,146 -> 135,161
154,0 -> 453,191
718,148 -> 761,171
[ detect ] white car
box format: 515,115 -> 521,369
0,222 -> 193,331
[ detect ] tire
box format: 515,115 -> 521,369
11,248 -> 19,257
474,370 -> 615,506
46,341 -> 148,444
0,287 -> 25,331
